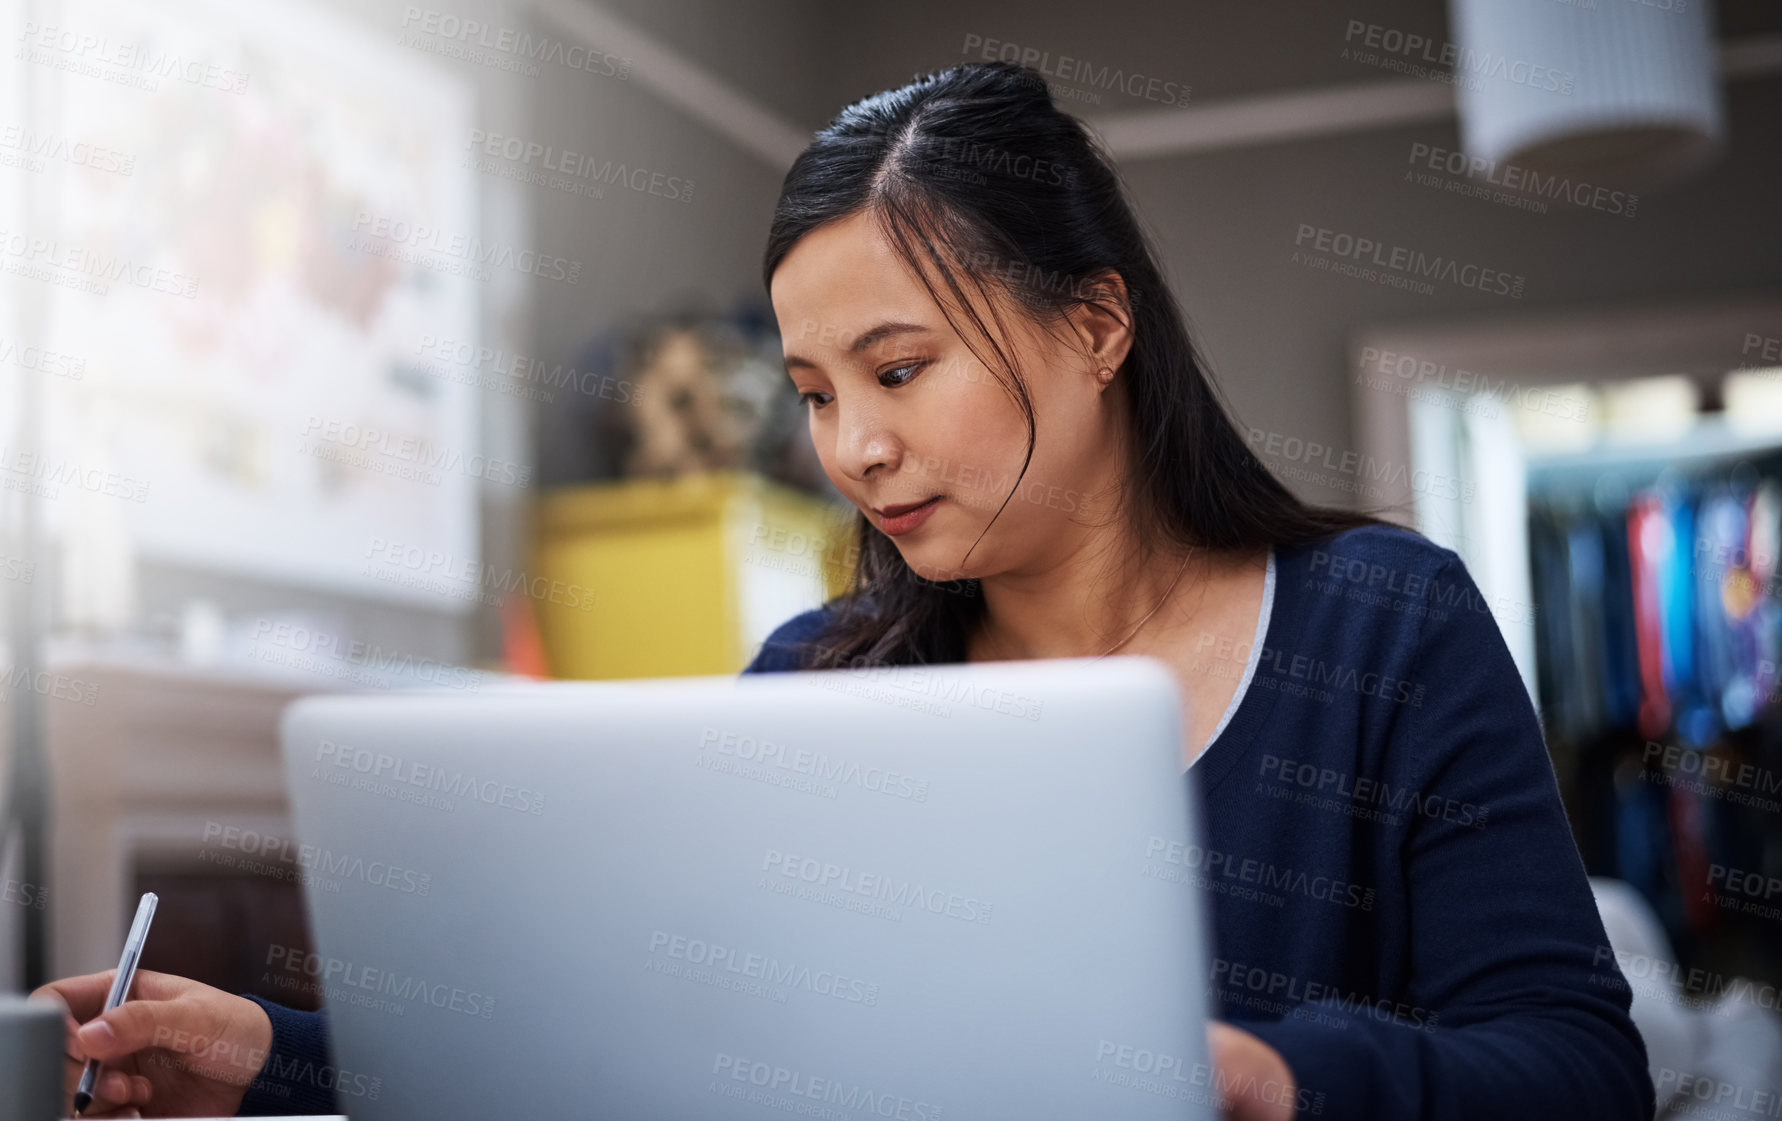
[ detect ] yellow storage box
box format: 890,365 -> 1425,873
532,470 -> 856,679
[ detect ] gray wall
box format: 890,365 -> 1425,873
524,0 -> 830,483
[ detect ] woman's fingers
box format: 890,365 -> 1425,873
78,998 -> 198,1065
33,980 -> 100,1062
58,1051 -> 152,1111
61,1064 -> 131,1116
99,1069 -> 133,1102
91,1070 -> 151,1103
31,969 -> 121,1023
1207,1021 -> 1295,1121
58,1063 -> 154,1119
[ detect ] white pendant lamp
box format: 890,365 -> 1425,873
1446,0 -> 1724,185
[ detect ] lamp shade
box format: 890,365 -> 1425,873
1447,0 -> 1723,185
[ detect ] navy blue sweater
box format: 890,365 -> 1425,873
240,526 -> 1652,1120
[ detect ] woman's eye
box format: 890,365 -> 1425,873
797,363 -> 920,409
879,362 -> 924,388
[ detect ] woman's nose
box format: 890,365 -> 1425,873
834,405 -> 901,481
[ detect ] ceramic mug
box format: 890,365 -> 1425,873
0,994 -> 63,1121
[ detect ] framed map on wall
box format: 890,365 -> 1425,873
8,0 -> 481,610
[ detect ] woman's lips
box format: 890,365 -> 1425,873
877,496 -> 942,536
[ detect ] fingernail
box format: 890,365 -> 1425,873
77,1020 -> 116,1051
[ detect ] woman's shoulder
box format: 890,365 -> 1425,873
1279,521 -> 1463,588
1273,522 -> 1499,651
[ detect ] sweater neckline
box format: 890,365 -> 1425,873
1186,547 -> 1277,769
1184,539 -> 1308,796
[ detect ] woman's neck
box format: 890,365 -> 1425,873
967,534 -> 1256,662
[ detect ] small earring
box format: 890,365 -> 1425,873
1097,365 -> 1114,385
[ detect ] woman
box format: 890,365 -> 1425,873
35,61 -> 1652,1120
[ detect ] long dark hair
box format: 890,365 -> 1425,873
764,61 -> 1381,669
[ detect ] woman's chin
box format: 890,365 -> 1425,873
895,545 -> 982,587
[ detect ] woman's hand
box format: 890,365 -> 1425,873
30,968 -> 273,1119
1209,1020 -> 1297,1121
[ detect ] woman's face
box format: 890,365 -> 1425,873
770,210 -> 1128,584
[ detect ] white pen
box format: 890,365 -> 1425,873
73,892 -> 158,1118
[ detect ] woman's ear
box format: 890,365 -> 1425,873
1068,271 -> 1134,389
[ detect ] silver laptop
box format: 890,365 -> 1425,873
278,655 -> 1216,1119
